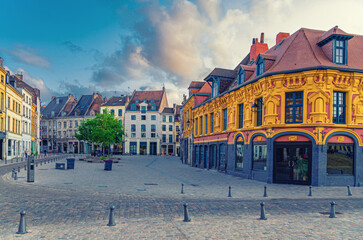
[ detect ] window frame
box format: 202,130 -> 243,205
256,57 -> 265,76
223,109 -> 227,131
333,39 -> 347,65
238,67 -> 245,85
285,91 -> 304,124
256,98 -> 263,126
333,91 -> 346,124
238,104 -> 243,128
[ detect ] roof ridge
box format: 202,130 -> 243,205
301,28 -> 322,65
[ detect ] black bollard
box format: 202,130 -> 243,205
347,185 -> 352,196
228,186 -> 232,197
183,203 -> 191,222
24,165 -> 26,171
14,172 -> 18,180
308,186 -> 312,196
12,169 -> 15,178
329,201 -> 336,218
263,185 -> 268,197
16,210 -> 27,234
18,166 -> 20,172
260,202 -> 267,220
36,162 -> 38,167
181,183 -> 184,194
107,205 -> 116,226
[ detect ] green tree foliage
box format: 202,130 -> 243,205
75,109 -> 124,153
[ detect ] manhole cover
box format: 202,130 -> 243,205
144,183 -> 158,185
319,212 -> 342,215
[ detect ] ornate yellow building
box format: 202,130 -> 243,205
0,58 -> 6,160
182,27 -> 363,186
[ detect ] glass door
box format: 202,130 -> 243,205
274,142 -> 311,185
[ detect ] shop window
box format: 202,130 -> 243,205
130,142 -> 137,154
327,143 -> 353,175
285,92 -> 303,123
253,141 -> 267,171
235,137 -> 244,169
333,92 -> 346,124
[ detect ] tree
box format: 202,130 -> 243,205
75,109 -> 124,155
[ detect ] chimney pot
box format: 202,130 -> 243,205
260,33 -> 265,43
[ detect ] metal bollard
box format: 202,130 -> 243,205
260,202 -> 267,220
107,205 -> 116,226
183,203 -> 191,222
36,162 -> 38,167
263,185 -> 268,197
24,165 -> 26,171
347,185 -> 352,196
14,172 -> 18,180
308,186 -> 312,196
181,183 -> 184,194
329,201 -> 336,218
18,166 -> 20,172
41,160 -> 42,166
228,186 -> 232,197
16,210 -> 27,234
12,168 -> 15,178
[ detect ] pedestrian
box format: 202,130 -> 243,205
44,149 -> 47,156
24,149 -> 28,158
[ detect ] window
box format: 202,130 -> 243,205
169,134 -> 173,143
135,99 -> 139,103
118,109 -> 122,116
151,124 -> 156,132
131,133 -> 136,138
253,141 -> 267,170
256,98 -> 263,126
235,138 -> 244,169
131,124 -> 136,132
334,39 -> 346,64
327,143 -> 353,175
151,104 -> 156,111
212,81 -> 218,97
151,115 -> 156,120
162,116 -> 166,122
63,122 -> 66,128
169,116 -> 173,122
58,122 -> 61,128
141,106 -> 146,113
333,92 -> 346,124
195,117 -> 198,135
141,124 -> 146,132
162,134 -> 166,143
219,144 -> 226,169
223,109 -> 227,131
111,110 -> 115,116
162,125 -> 166,131
130,142 -> 137,154
131,115 -> 136,120
141,115 -> 146,120
211,113 -> 214,133
238,104 -> 243,128
143,99 -> 147,103
238,67 -> 245,85
151,99 -> 154,103
7,97 -> 10,108
256,58 -> 264,76
151,133 -> 156,138
200,116 -> 203,135
285,92 -> 303,124
131,104 -> 136,111
69,121 -> 73,128
169,125 -> 173,131
141,133 -> 146,138
75,121 -> 78,127
205,115 -> 208,134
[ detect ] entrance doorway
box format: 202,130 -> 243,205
150,142 -> 157,155
274,142 -> 312,185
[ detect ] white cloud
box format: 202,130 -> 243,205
7,47 -> 50,69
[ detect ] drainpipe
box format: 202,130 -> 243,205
4,72 -> 8,161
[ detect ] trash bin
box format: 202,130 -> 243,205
67,158 -> 75,169
104,159 -> 113,171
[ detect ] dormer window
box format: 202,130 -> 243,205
143,99 -> 147,103
334,39 -> 346,64
131,104 -> 136,111
238,67 -> 245,85
141,106 -> 146,113
212,81 -> 218,98
151,104 -> 156,111
151,99 -> 154,104
256,57 -> 265,76
135,99 -> 139,104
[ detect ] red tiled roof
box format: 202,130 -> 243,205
198,82 -> 211,94
127,90 -> 165,111
188,81 -> 205,89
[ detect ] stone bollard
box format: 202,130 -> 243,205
329,201 -> 336,218
181,183 -> 184,194
183,203 -> 191,222
16,210 -> 27,234
228,186 -> 232,197
308,186 -> 312,197
14,172 -> 18,180
18,166 -> 20,172
260,202 -> 267,220
347,185 -> 352,196
263,185 -> 268,197
107,205 -> 116,226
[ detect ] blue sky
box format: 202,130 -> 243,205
0,0 -> 362,105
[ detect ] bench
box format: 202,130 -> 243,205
56,163 -> 65,170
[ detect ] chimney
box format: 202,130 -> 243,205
15,73 -> 23,81
250,33 -> 269,61
276,32 -> 290,45
0,57 -> 3,67
103,97 -> 107,103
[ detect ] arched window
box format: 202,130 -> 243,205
235,136 -> 244,169
327,135 -> 354,175
252,137 -> 267,171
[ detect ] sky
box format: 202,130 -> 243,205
1,0 -> 363,105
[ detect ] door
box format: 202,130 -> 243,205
150,142 -> 157,155
274,142 -> 311,185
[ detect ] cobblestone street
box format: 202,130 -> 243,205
1,155 -> 363,239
